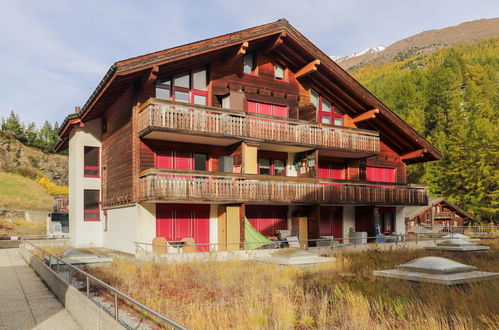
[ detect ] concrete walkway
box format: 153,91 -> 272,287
0,249 -> 81,330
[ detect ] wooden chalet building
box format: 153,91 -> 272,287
405,197 -> 474,229
56,19 -> 440,253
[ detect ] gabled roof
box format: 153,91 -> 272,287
405,197 -> 475,221
56,19 -> 441,162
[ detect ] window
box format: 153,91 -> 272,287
258,158 -> 271,175
84,190 -> 100,221
274,159 -> 285,176
247,101 -> 288,118
194,153 -> 208,171
366,167 -> 396,183
258,152 -> 286,176
243,54 -> 255,75
84,146 -> 99,177
155,68 -> 208,105
311,89 -> 344,126
274,63 -> 285,80
155,78 -> 171,100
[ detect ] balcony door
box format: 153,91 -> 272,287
246,205 -> 288,237
156,204 -> 210,252
319,206 -> 343,239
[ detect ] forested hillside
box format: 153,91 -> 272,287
352,38 -> 498,222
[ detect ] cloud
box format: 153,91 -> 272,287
0,0 -> 497,126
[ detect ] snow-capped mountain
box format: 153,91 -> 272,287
331,45 -> 386,63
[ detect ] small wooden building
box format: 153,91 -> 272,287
405,197 -> 474,228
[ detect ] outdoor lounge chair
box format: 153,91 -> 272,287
286,236 -> 301,248
152,237 -> 182,254
181,237 -> 196,253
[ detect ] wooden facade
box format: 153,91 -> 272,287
58,19 -> 441,243
405,197 -> 473,228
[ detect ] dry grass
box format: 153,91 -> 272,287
0,218 -> 46,237
87,241 -> 499,329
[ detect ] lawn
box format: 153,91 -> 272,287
0,171 -> 53,211
86,240 -> 499,329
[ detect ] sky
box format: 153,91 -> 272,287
0,0 -> 497,127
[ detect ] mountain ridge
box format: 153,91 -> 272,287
335,17 -> 499,71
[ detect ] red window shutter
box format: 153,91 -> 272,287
273,105 -> 288,118
367,167 -> 396,183
318,161 -> 328,179
320,208 -> 333,236
260,103 -> 272,116
174,150 -> 193,170
156,204 -> 175,240
156,204 -> 210,251
273,206 -> 288,232
156,149 -> 173,169
320,207 -> 343,238
175,208 -> 191,240
192,205 -> 210,252
247,101 -> 258,114
246,205 -> 287,237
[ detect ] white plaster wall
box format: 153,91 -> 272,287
209,204 -> 218,250
101,203 -> 156,254
103,205 -> 138,254
343,206 -> 355,239
68,118 -> 103,248
395,206 -> 405,234
137,203 -> 156,246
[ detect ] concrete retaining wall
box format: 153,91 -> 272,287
0,209 -> 49,223
19,245 -> 123,330
335,239 -> 437,253
136,246 -> 334,264
0,240 -> 20,249
136,240 -> 438,264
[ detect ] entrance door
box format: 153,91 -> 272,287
156,204 -> 210,251
319,206 -> 343,239
246,205 -> 288,237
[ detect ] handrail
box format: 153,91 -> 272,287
22,239 -> 187,330
138,168 -> 427,188
137,99 -> 380,153
138,98 -> 379,136
133,233 -> 452,254
139,173 -> 428,205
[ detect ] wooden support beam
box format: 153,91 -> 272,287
236,41 -> 249,57
352,109 -> 379,123
401,149 -> 427,161
265,32 -> 286,53
224,41 -> 249,62
142,66 -> 158,87
295,59 -> 320,79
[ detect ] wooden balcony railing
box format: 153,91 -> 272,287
138,99 -> 380,154
434,212 -> 454,219
53,194 -> 69,213
139,171 -> 428,206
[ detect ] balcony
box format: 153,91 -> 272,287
138,170 -> 428,206
434,212 -> 454,219
137,99 -> 380,155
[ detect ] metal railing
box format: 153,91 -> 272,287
406,225 -> 499,237
137,99 -> 380,154
139,172 -> 428,205
22,239 -> 187,330
133,234 -> 445,255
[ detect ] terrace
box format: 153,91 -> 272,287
137,99 -> 380,156
138,169 -> 428,205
